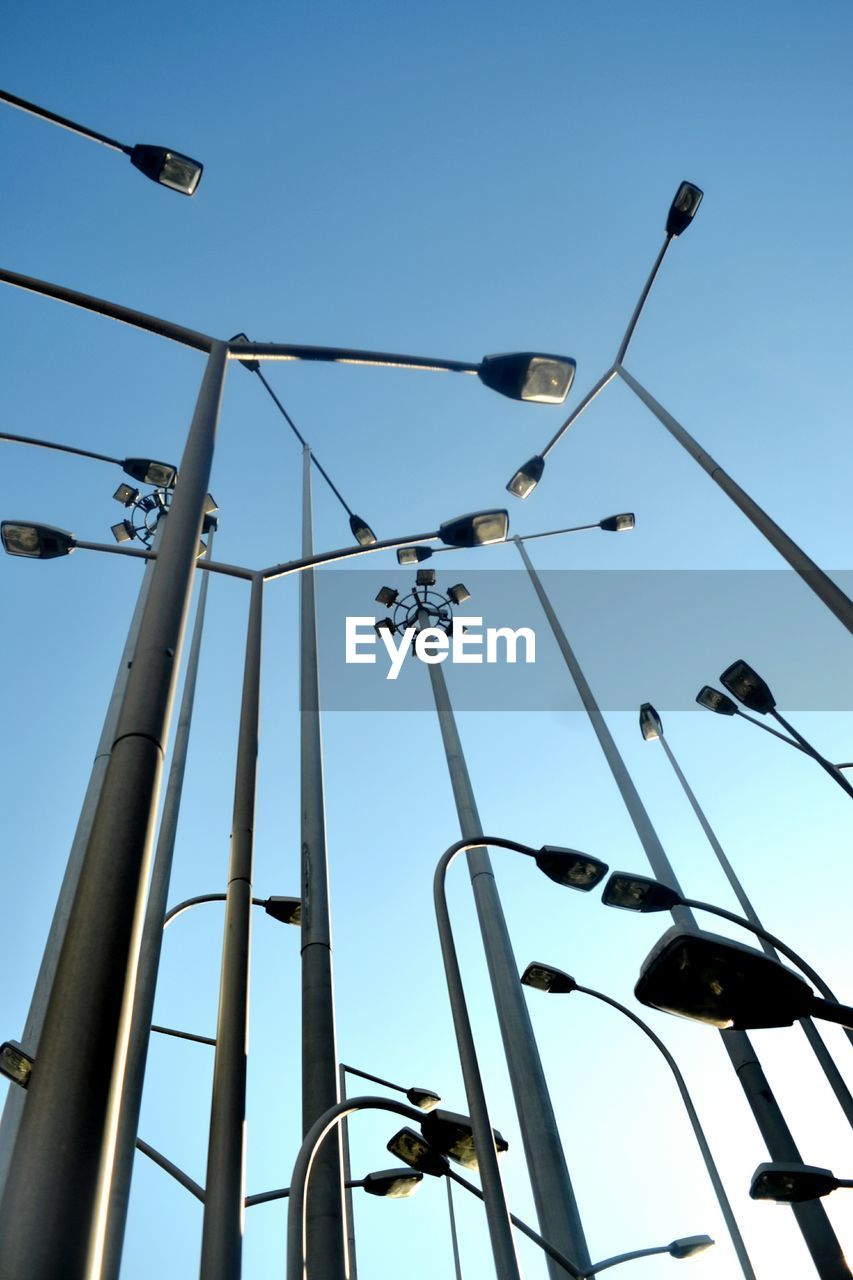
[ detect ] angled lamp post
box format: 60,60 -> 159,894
0,87 -> 203,194
512,537 -> 851,1280
637,702 -> 853,1112
520,961 -> 756,1279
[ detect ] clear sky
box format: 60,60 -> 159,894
1,3 -> 852,1277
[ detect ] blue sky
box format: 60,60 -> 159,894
2,3 -> 853,1277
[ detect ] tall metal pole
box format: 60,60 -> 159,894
339,1065 -> 359,1280
199,570 -> 263,1279
616,365 -> 853,637
102,528 -> 217,1278
654,724 -> 853,1117
420,604 -> 593,1279
0,341 -> 228,1280
0,523 -> 163,1198
300,444 -> 348,1277
515,536 -> 851,1280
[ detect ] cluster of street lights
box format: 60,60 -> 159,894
2,91 -> 851,1280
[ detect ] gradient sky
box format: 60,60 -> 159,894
1,4 -> 852,1278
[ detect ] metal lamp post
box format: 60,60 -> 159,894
520,961 -> 755,1279
513,535 -> 851,1280
372,576 -> 597,1278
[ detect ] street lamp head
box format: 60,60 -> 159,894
439,509 -> 509,548
0,1041 -> 34,1089
639,702 -> 663,741
361,1168 -> 424,1199
602,872 -> 681,913
634,925 -> 815,1030
349,513 -> 377,547
113,483 -> 140,507
599,513 -> 635,533
416,568 -> 437,588
122,457 -> 177,488
128,144 -> 203,196
666,181 -> 703,237
420,1109 -> 508,1172
506,454 -> 545,500
263,896 -> 302,926
111,520 -> 134,544
386,1128 -> 450,1178
397,546 -> 432,565
405,1087 -> 442,1111
478,353 -> 576,405
668,1235 -> 714,1259
447,584 -> 471,606
695,686 -> 738,716
720,660 -> 776,714
749,1163 -> 842,1203
228,333 -> 261,373
374,618 -> 396,636
534,846 -> 609,890
1,521 -> 76,560
520,961 -> 577,995
375,586 -> 399,607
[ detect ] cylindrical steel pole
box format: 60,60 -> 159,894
102,528 -> 217,1279
299,445 -> 347,1277
515,537 -> 851,1279
199,571 -> 263,1279
0,523 -> 163,1197
0,342 -> 228,1280
422,605 -> 592,1278
657,728 -> 853,1095
616,365 -> 853,637
339,1064 -> 359,1280
446,1177 -> 465,1280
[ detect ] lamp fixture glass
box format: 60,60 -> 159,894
374,618 -> 396,636
375,587 -> 399,607
599,512 -> 635,532
406,1087 -> 441,1111
111,521 -> 134,544
635,925 -> 816,1030
420,1109 -> 508,1172
263,896 -> 302,926
439,510 -> 509,548
361,1168 -> 423,1199
639,702 -> 663,741
229,332 -> 261,372
695,686 -> 738,716
534,846 -> 608,890
416,568 -> 436,588
386,1128 -> 450,1178
749,1163 -> 845,1204
720,660 -> 776,714
666,181 -> 703,237
1,522 -> 76,560
129,144 -> 203,196
602,872 -> 681,913
350,514 -> 377,547
113,483 -> 139,507
520,962 -> 577,995
669,1235 -> 714,1259
479,353 -> 576,404
122,457 -> 177,488
396,546 -> 432,566
447,583 -> 471,606
0,1041 -> 34,1089
506,454 -> 545,500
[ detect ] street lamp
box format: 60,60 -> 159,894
0,88 -> 202,194
519,961 -> 756,1279
510,536 -> 851,1276
750,1163 -> 853,1203
714,660 -> 853,798
634,925 -> 853,1032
